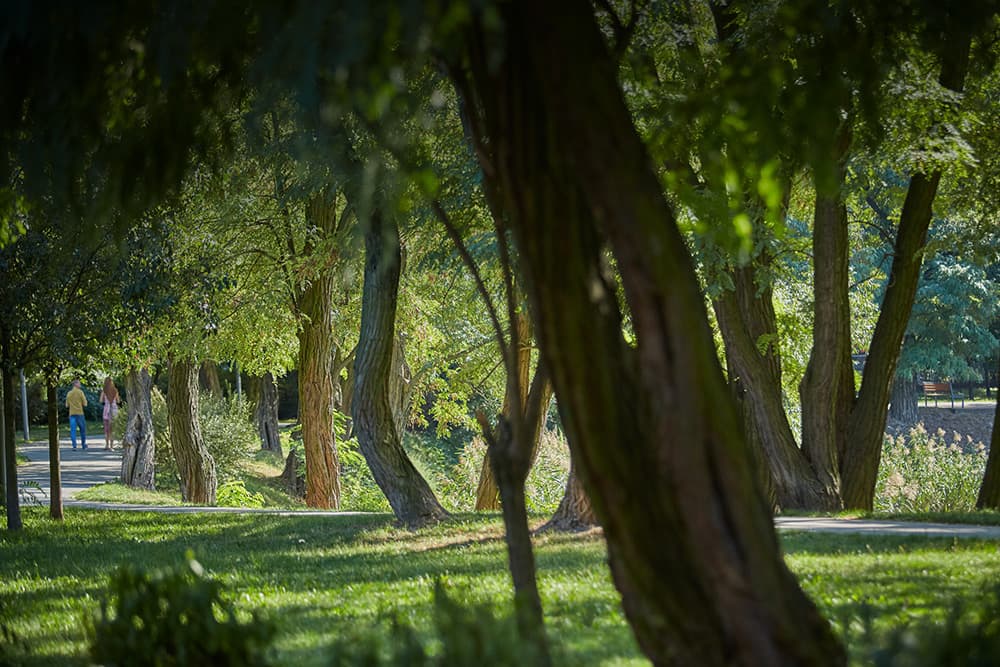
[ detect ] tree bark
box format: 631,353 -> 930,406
253,372 -> 282,455
454,3 -> 844,663
353,209 -> 447,529
841,31 -> 972,510
199,359 -> 223,396
121,368 -> 156,490
167,357 -> 216,504
888,372 -> 919,426
476,311 -> 533,511
47,381 -> 62,520
714,264 -> 840,511
2,336 -> 22,530
388,334 -> 412,439
976,359 -> 1000,510
798,122 -> 852,509
297,193 -> 341,509
543,460 -> 597,532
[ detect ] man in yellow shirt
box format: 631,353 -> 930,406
66,379 -> 88,450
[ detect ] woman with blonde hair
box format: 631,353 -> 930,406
98,376 -> 121,450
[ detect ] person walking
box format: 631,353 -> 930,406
98,377 -> 120,450
66,379 -> 88,450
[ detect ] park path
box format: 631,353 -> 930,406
15,438 -> 1000,537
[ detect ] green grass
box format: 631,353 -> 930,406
74,454 -> 306,510
2,511 -> 999,666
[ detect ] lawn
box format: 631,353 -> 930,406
2,510 -> 999,665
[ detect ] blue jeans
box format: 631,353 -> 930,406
69,414 -> 87,449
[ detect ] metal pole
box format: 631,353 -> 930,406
235,362 -> 242,400
19,369 -> 29,442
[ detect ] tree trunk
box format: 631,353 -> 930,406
199,360 -> 223,396
798,122 -> 852,509
476,311 -> 533,511
353,209 -> 447,529
976,359 -> 1000,510
388,334 -> 412,438
2,337 -> 22,530
483,410 -> 551,666
253,372 -> 282,455
296,193 -> 341,509
543,461 -> 597,532
888,372 -> 919,426
454,3 -> 844,663
121,368 -> 156,490
714,265 -> 840,511
841,32 -> 972,510
167,357 -> 216,504
281,448 -> 306,498
47,381 -> 62,520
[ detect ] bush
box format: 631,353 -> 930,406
217,481 -> 266,508
153,389 -> 259,488
875,424 -> 988,513
87,554 -> 275,667
328,581 -> 547,666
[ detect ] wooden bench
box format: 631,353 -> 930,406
921,381 -> 964,410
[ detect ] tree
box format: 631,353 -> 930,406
353,205 -> 448,528
447,3 -> 843,663
120,368 -> 156,490
167,356 -> 217,504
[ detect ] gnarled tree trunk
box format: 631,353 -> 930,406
714,263 -> 840,511
297,192 -> 341,509
121,368 -> 156,490
353,209 -> 447,529
167,357 -> 216,504
543,461 -> 596,532
453,3 -> 844,663
47,381 -> 62,519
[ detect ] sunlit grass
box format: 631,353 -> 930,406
2,510 -> 999,666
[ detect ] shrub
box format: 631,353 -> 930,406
875,424 -> 988,513
328,581 -> 546,666
87,554 -> 275,667
217,481 -> 266,509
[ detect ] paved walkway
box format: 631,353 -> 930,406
13,438 -> 1000,538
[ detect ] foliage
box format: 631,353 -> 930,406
328,581 -> 544,666
216,481 -> 266,509
87,554 -> 275,667
875,425 -> 988,513
435,429 -> 569,513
